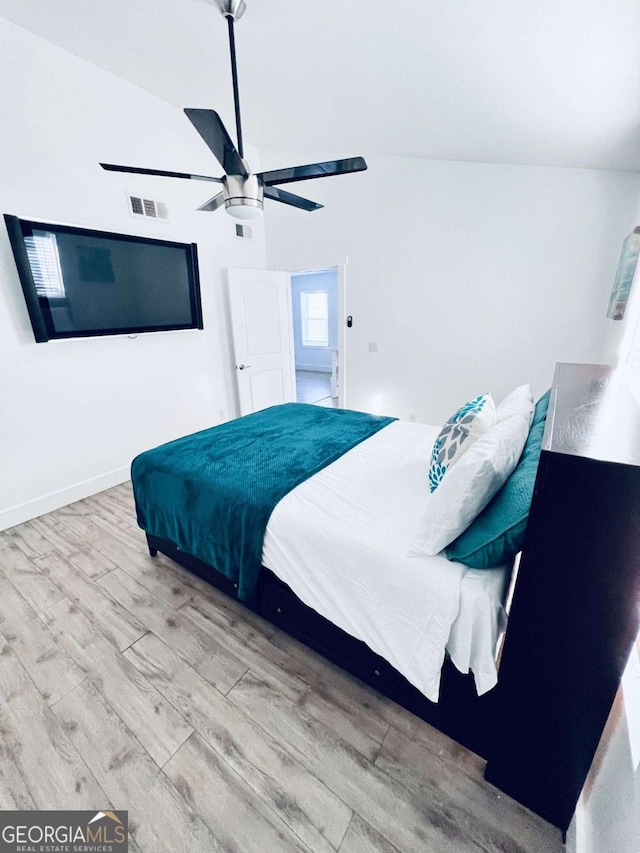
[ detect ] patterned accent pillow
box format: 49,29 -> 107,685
428,393 -> 496,492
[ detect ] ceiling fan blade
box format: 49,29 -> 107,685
100,163 -> 223,183
184,109 -> 248,178
264,186 -> 323,212
197,192 -> 226,212
259,156 -> 367,187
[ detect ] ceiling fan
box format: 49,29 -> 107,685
100,0 -> 367,220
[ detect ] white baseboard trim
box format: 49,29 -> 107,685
0,466 -> 131,532
296,364 -> 332,374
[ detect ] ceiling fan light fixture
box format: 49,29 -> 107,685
225,198 -> 263,220
223,171 -> 263,219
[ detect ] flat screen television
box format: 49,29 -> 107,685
4,214 -> 203,343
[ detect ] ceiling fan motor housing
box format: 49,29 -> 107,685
223,171 -> 264,216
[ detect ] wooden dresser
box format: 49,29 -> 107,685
485,362 -> 640,834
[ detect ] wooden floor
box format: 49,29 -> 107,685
296,370 -> 337,407
0,485 -> 563,853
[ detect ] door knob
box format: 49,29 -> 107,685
237,364 -> 251,370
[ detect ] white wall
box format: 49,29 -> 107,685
0,18 -> 267,530
600,194 -> 640,369
264,150 -> 640,422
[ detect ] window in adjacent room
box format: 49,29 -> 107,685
300,289 -> 329,347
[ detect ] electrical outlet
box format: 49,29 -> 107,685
218,409 -> 226,422
408,413 -> 417,422
368,341 -> 378,352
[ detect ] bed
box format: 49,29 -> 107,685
132,364 -> 640,833
132,400 -> 522,756
261,419 -> 509,704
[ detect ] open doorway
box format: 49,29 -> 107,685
291,268 -> 339,408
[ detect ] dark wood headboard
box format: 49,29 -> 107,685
485,362 -> 640,834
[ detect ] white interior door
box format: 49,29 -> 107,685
227,268 -> 295,415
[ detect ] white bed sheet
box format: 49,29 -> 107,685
262,420 -> 509,702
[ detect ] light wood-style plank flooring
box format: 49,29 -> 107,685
0,485 -> 564,852
296,370 -> 337,408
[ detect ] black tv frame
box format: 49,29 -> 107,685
4,214 -> 203,343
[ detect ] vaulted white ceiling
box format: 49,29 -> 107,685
1,0 -> 639,171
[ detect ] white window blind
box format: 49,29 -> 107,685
24,230 -> 65,298
300,290 -> 329,347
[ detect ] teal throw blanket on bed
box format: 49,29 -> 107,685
131,403 -> 396,600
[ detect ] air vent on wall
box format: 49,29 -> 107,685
234,223 -> 252,240
127,194 -> 169,222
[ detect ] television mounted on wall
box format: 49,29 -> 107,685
4,214 -> 203,343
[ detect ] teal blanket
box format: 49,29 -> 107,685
131,403 -> 395,600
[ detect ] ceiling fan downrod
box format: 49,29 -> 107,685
226,16 -> 244,159
215,0 -> 247,159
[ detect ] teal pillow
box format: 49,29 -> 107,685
445,390 -> 551,568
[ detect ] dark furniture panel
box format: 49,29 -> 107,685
485,363 -> 640,833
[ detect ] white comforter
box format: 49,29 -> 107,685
262,420 -> 508,703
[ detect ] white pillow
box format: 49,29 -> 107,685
496,384 -> 534,427
410,415 -> 530,557
428,393 -> 496,492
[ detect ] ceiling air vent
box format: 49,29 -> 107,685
127,194 -> 169,222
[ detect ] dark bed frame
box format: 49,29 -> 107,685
145,531 -> 499,759
142,363 -> 640,835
